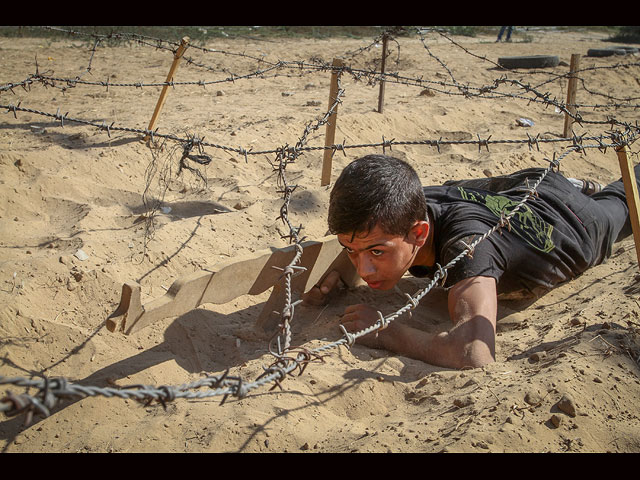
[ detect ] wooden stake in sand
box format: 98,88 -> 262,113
145,36 -> 190,142
563,53 -> 581,138
615,143 -> 640,267
377,33 -> 389,114
321,58 -> 344,187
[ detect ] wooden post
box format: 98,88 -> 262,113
563,53 -> 581,138
321,58 -> 344,187
377,33 -> 389,114
616,144 -> 640,267
145,36 -> 190,141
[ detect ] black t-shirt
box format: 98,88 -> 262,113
409,168 -> 608,297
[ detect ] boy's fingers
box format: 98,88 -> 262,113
302,271 -> 342,306
319,270 -> 341,294
344,303 -> 367,315
302,288 -> 325,306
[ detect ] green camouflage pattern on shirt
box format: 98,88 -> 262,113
457,187 -> 555,253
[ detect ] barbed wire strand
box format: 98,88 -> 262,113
2,27 -> 640,426
2,130 -> 637,424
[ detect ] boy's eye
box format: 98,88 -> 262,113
343,247 -> 383,256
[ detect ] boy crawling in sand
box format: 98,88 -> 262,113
303,154 -> 639,369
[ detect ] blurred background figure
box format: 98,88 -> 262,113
496,26 -> 513,42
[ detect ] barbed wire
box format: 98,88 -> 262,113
2,132 -> 637,424
267,69 -> 346,361
2,101 -> 639,162
2,26 -> 640,427
5,26 -> 640,114
6,56 -> 640,109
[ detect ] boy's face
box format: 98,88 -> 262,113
337,222 -> 428,290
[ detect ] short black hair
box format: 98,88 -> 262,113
328,154 -> 427,236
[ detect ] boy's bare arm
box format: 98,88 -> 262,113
340,276 -> 498,369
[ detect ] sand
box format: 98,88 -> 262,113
1,27 -> 639,453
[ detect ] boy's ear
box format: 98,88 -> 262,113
409,220 -> 430,247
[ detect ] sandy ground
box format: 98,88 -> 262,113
1,27 -> 639,453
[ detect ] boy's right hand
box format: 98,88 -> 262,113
302,270 -> 342,306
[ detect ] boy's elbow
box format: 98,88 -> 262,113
449,315 -> 496,369
451,335 -> 495,369
460,346 -> 495,369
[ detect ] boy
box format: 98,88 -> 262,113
304,154 -> 638,369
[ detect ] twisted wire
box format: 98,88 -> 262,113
2,27 -> 640,425
268,66 -> 346,357
3,133 -> 636,423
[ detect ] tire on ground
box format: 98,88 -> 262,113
615,46 -> 639,54
497,55 -> 560,69
587,48 -> 631,57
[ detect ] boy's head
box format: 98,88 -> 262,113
328,155 -> 430,290
328,154 -> 427,237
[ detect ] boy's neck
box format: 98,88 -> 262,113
412,220 -> 435,267
413,238 -> 435,267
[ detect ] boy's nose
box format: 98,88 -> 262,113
356,255 -> 376,279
